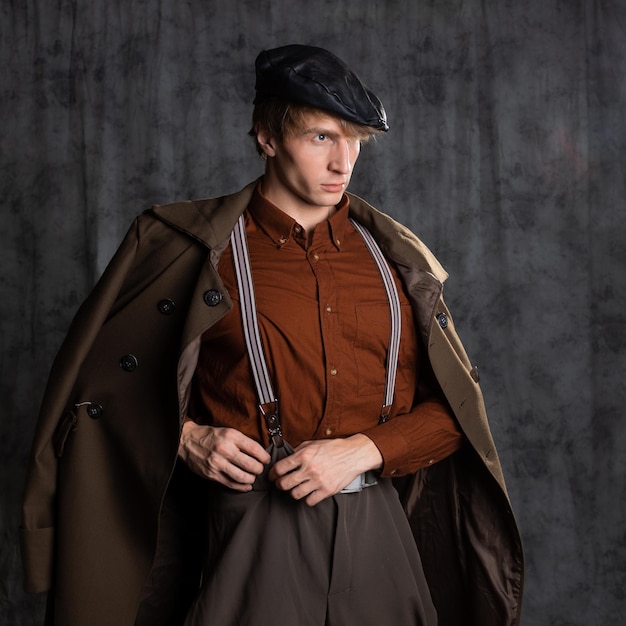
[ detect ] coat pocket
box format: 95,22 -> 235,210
53,410 -> 78,458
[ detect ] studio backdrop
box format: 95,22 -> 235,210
1,1 -> 625,624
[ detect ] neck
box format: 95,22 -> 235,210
286,204 -> 337,234
259,175 -> 338,233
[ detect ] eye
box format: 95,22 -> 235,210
315,133 -> 327,142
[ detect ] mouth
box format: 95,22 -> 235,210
321,183 -> 346,193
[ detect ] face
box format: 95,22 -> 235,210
257,111 -> 362,217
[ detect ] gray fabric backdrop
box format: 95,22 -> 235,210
2,0 -> 625,624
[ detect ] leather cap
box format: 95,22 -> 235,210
253,44 -> 389,131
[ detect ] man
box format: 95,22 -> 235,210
21,45 -> 524,625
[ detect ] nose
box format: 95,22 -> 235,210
330,139 -> 359,174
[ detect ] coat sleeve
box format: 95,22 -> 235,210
20,218 -> 142,593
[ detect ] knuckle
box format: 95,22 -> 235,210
221,428 -> 235,441
301,448 -> 316,462
309,466 -> 323,481
214,441 -> 231,457
210,455 -> 228,473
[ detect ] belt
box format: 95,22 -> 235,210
340,470 -> 379,494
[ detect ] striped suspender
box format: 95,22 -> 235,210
349,218 -> 402,423
231,215 -> 283,447
230,213 -> 402,446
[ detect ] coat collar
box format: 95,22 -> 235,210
149,179 -> 448,285
149,180 -> 259,249
346,192 -> 448,284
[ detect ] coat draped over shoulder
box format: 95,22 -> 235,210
21,181 -> 524,626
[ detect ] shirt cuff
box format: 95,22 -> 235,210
362,401 -> 465,477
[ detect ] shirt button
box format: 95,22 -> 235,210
294,225 -> 302,234
335,239 -> 341,246
325,428 -> 333,436
278,236 -> 287,245
312,253 -> 319,261
325,305 -> 332,313
330,368 -> 338,376
427,458 -> 435,465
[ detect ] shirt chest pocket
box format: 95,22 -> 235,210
353,303 -> 414,397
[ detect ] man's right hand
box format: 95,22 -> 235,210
178,421 -> 270,491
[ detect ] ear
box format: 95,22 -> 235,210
256,127 -> 279,158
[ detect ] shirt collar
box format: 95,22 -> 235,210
248,180 -> 350,250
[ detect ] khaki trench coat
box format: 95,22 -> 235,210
21,181 -> 524,625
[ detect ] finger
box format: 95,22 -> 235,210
203,462 -> 255,491
210,432 -> 269,473
235,436 -> 271,465
288,480 -> 317,501
269,454 -> 301,479
222,463 -> 259,485
215,473 -> 254,492
221,444 -> 267,476
304,490 -> 327,507
210,452 -> 261,484
232,453 -> 266,476
272,470 -> 303,492
291,481 -> 333,507
219,429 -> 271,465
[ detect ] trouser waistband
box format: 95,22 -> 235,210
340,470 -> 379,493
251,443 -> 379,493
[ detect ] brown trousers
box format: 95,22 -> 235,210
185,472 -> 436,625
137,460 -> 437,626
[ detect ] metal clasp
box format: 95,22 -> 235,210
259,400 -> 284,448
379,404 -> 392,424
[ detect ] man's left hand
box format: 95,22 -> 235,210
268,434 -> 383,506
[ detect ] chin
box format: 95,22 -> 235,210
319,189 -> 345,203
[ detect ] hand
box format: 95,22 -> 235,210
178,421 -> 271,491
268,434 -> 383,506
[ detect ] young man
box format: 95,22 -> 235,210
21,45 -> 524,625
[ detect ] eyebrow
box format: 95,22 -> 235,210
303,126 -> 338,135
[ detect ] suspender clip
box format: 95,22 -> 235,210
379,404 -> 392,424
260,400 -> 284,448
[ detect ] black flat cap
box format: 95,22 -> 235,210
254,44 -> 389,131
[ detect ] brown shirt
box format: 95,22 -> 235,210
191,183 -> 463,477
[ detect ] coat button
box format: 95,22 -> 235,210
470,365 -> 480,382
157,298 -> 176,315
203,289 -> 223,307
437,313 -> 448,329
86,403 -> 103,419
120,354 -> 138,371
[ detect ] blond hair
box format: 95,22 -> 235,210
249,99 -> 382,157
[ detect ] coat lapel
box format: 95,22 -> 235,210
150,180 -> 257,249
150,181 -> 257,419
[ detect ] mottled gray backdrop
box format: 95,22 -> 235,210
2,1 -> 625,624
